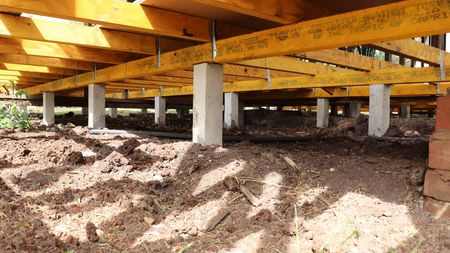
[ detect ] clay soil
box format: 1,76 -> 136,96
0,115 -> 449,253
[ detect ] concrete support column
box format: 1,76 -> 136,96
344,103 -> 361,118
43,92 -> 55,126
316,98 -> 329,128
88,83 -> 105,129
399,104 -> 411,118
81,107 -> 88,115
368,84 -> 391,137
154,96 -> 166,125
193,63 -> 223,146
224,92 -> 239,129
109,108 -> 117,118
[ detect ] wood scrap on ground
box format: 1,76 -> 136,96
223,176 -> 260,207
203,208 -> 231,232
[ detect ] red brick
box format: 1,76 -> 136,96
424,198 -> 450,219
436,96 -> 450,130
429,139 -> 450,170
423,169 -> 450,201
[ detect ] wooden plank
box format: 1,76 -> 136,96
0,69 -> 60,79
0,37 -> 140,64
129,66 -> 450,98
370,39 -> 450,66
0,54 -> 93,70
189,0 -> 333,24
0,13 -> 157,54
297,49 -> 402,71
25,0 -> 450,95
122,79 -> 184,87
0,75 -> 50,83
0,63 -> 75,75
0,0 -> 210,42
236,56 -> 356,75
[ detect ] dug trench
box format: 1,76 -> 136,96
0,113 -> 448,252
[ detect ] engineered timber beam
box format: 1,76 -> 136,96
370,39 -> 450,66
0,13 -> 158,54
128,66 -> 450,98
0,37 -> 140,64
126,83 -> 449,100
0,0 -> 210,42
297,49 -> 403,71
26,0 -> 450,95
236,56 -> 356,75
0,54 -> 93,70
189,0 -> 334,24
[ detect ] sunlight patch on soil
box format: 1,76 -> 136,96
34,194 -> 143,242
193,160 -> 246,196
296,192 -> 418,252
296,187 -> 328,207
247,171 -> 282,217
218,229 -> 265,253
133,193 -> 229,247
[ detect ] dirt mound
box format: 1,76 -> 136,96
118,138 -> 141,155
0,122 -> 448,253
94,151 -> 133,174
64,151 -> 84,165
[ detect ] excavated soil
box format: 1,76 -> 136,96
0,115 -> 448,253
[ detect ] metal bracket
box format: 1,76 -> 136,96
141,88 -> 145,96
437,35 -> 446,94
266,69 -> 271,88
209,20 -> 217,60
156,38 -> 161,68
439,49 -> 445,94
346,86 -> 350,96
160,85 -> 164,95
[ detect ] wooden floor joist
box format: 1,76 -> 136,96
0,0 -> 211,42
370,39 -> 450,66
1,63 -> 76,76
24,0 -> 450,96
188,0 -> 334,24
297,49 -> 403,71
235,56 -> 357,75
0,37 -> 142,64
0,54 -> 93,70
0,13 -> 157,54
0,69 -> 60,79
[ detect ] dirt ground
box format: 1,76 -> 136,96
0,114 -> 448,253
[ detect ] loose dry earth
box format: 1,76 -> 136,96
0,115 -> 448,253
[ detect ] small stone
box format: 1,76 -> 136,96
404,130 -> 421,137
7,174 -> 19,184
329,168 -> 335,172
64,151 -> 84,165
86,222 -> 100,242
223,176 -> 239,191
144,216 -> 155,225
188,226 -> 198,236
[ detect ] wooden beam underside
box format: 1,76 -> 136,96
21,0 -> 450,98
0,0 -> 439,103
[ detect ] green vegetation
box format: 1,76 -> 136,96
0,90 -> 32,129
